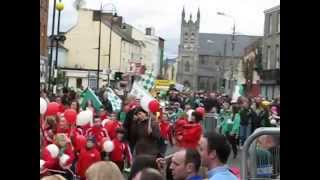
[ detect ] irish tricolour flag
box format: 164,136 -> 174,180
231,84 -> 244,103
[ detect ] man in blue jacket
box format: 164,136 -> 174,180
199,131 -> 237,180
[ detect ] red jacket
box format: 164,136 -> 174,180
76,147 -> 101,178
104,120 -> 121,140
41,143 -> 74,170
58,103 -> 65,113
86,126 -> 109,150
159,120 -> 170,140
174,120 -> 202,149
110,138 -> 132,165
41,146 -> 59,170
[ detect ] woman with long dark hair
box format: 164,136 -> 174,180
221,103 -> 240,159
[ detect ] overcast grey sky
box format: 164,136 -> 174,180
48,0 -> 280,58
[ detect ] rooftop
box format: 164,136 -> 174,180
198,33 -> 261,57
264,5 -> 280,14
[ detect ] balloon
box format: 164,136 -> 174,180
140,95 -> 154,112
64,109 -> 77,125
40,98 -> 48,115
195,107 -> 205,117
103,140 -> 114,152
76,110 -> 93,126
46,102 -> 60,116
148,99 -> 160,113
46,144 -> 59,158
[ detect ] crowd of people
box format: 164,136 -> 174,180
40,86 -> 280,180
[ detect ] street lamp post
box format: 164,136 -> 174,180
217,12 -> 236,95
48,0 -> 57,94
97,3 -> 118,90
53,0 -> 64,93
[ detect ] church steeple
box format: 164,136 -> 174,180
182,6 -> 185,20
197,7 -> 200,20
189,13 -> 193,23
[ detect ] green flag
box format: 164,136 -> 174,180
80,88 -> 103,111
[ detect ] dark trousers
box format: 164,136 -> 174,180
227,134 -> 238,157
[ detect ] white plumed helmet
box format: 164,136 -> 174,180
103,140 -> 114,152
46,144 -> 59,158
59,154 -> 70,167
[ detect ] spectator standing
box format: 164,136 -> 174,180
199,131 -> 237,180
170,149 -> 203,180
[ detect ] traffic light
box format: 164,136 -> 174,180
114,72 -> 123,81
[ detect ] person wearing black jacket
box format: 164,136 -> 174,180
239,99 -> 258,146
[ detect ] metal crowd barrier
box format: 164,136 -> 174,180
201,113 -> 218,134
241,127 -> 280,180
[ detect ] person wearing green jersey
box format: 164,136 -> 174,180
221,104 -> 240,159
217,102 -> 232,134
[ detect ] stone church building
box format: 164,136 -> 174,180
176,8 -> 261,93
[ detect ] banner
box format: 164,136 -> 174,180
80,88 -> 103,111
106,88 -> 122,112
129,81 -> 151,100
175,83 -> 184,92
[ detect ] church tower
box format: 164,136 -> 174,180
177,7 -> 200,90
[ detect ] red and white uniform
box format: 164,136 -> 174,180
174,118 -> 202,149
41,143 -> 75,171
159,119 -> 171,140
86,126 -> 109,150
104,120 -> 121,140
110,138 -> 132,167
76,147 -> 101,178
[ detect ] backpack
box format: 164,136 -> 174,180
229,166 -> 241,180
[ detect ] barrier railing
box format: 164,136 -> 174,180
241,127 -> 280,180
201,112 -> 218,134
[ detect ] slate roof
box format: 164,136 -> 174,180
198,33 -> 261,57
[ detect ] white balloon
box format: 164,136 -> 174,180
140,95 -> 154,112
103,140 -> 114,152
40,98 -> 48,115
76,110 -> 93,126
59,154 -> 70,166
46,144 -> 59,158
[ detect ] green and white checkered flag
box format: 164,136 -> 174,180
139,73 -> 155,92
106,88 -> 122,112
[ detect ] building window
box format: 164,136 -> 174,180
277,12 -> 280,33
76,78 -> 82,89
185,61 -> 190,72
185,32 -> 188,36
275,45 -> 280,69
267,86 -> 274,100
266,46 -> 271,69
268,14 -> 273,34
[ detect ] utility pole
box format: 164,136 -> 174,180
230,23 -> 236,95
